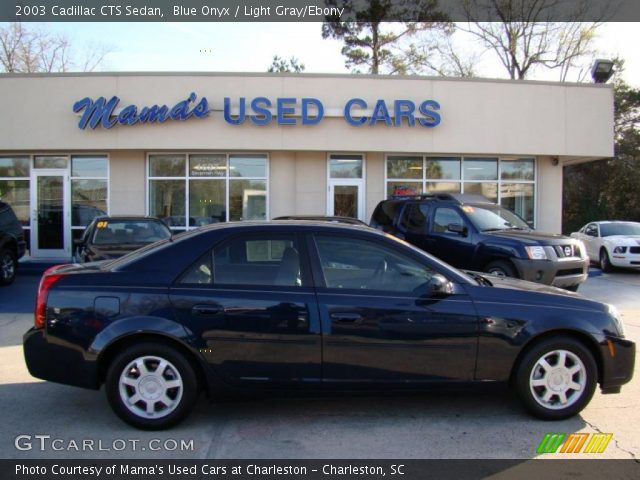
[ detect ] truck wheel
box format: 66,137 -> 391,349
0,248 -> 17,286
515,337 -> 597,420
105,342 -> 199,430
484,260 -> 517,278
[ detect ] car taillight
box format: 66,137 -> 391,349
34,266 -> 66,329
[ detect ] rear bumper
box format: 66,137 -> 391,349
511,257 -> 589,288
23,328 -> 99,390
600,336 -> 635,390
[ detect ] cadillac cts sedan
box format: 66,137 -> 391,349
23,222 -> 634,429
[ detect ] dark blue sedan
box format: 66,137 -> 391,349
23,222 -> 634,429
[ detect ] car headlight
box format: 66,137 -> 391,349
608,304 -> 625,337
525,246 -> 548,260
613,246 -> 627,254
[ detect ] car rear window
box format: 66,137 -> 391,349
92,220 -> 171,245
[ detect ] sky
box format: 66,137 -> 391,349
40,22 -> 640,85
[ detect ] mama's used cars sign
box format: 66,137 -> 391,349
72,92 -> 441,129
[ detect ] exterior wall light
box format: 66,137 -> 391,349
591,59 -> 615,83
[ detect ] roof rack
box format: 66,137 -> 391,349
389,193 -> 457,201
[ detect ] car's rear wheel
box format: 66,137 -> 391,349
515,337 -> 597,420
599,248 -> 613,273
484,260 -> 517,278
105,342 -> 198,430
0,248 -> 17,286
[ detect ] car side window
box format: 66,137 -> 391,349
585,224 -> 597,237
181,234 -> 302,287
433,207 -> 464,233
313,235 -> 435,293
400,204 -> 428,232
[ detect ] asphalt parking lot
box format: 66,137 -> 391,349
0,270 -> 638,460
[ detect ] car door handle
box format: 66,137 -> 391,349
191,305 -> 224,317
330,312 -> 362,322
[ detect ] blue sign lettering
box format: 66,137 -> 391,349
73,92 -> 209,129
74,94 -> 440,129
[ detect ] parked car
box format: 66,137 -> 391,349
371,194 -> 589,291
571,221 -> 640,272
0,201 -> 27,285
24,221 -> 634,429
74,216 -> 172,263
274,215 -> 368,226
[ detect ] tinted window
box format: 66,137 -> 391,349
212,234 -> 301,287
400,204 -> 428,231
313,235 -> 435,293
371,202 -> 400,226
433,207 -> 465,233
92,220 -> 171,245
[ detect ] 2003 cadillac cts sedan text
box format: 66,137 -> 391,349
23,222 -> 635,429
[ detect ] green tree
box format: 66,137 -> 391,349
563,60 -> 640,233
267,55 -> 305,73
321,0 -> 449,74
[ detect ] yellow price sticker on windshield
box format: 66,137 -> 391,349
462,206 -> 475,213
96,221 -> 109,228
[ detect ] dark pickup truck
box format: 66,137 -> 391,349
370,193 -> 589,291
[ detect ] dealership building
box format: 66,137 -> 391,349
0,72 -> 613,260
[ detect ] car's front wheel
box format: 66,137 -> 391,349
484,260 -> 517,278
0,248 -> 17,286
599,248 -> 613,273
105,342 -> 199,430
515,337 -> 597,420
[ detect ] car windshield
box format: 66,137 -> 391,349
92,220 -> 171,245
464,204 -> 530,231
600,222 -> 640,237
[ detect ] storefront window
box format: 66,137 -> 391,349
387,156 -> 422,179
34,156 -> 68,169
0,156 -> 30,177
189,180 -> 226,225
230,180 -> 267,221
0,179 -> 30,226
149,153 -> 268,229
426,158 -> 461,180
386,155 -> 536,226
71,156 -> 108,228
329,154 -> 363,179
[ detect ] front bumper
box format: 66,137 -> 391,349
600,336 -> 635,390
610,254 -> 640,269
23,328 -> 99,390
511,257 -> 589,288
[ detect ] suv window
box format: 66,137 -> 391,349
181,234 -> 302,287
371,201 -> 401,227
433,207 -> 464,233
400,204 -> 428,231
313,235 -> 435,293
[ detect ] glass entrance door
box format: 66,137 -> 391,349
328,182 -> 363,219
31,171 -> 71,258
327,154 -> 365,221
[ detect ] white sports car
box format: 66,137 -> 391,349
571,221 -> 640,272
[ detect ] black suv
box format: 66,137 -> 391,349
371,194 -> 589,291
0,201 -> 26,285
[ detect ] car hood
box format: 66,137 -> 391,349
467,271 -> 606,312
603,235 -> 640,246
483,229 -> 574,245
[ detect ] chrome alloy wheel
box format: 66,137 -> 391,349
1,251 -> 14,280
529,349 -> 586,410
118,356 -> 183,419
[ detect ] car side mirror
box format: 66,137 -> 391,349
428,274 -> 454,297
447,223 -> 467,236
